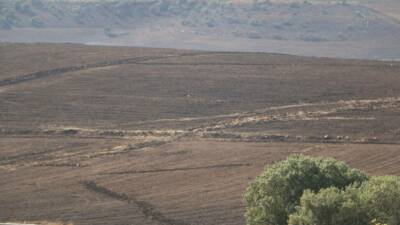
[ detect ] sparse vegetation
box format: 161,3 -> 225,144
31,16 -> 44,27
0,0 -> 398,60
15,1 -> 36,16
0,16 -> 13,30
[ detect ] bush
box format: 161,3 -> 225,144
15,2 -> 36,17
31,16 -> 43,28
31,0 -> 44,9
244,155 -> 368,225
0,16 -> 13,30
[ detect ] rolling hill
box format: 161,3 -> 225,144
0,43 -> 400,225
1,0 -> 400,59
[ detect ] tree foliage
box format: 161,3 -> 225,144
245,155 -> 400,225
288,176 -> 400,225
359,176 -> 400,225
288,186 -> 368,225
244,155 -> 368,225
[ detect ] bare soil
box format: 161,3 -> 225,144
1,43 -> 400,225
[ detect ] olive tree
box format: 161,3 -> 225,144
359,176 -> 400,225
288,176 -> 400,225
244,155 -> 369,225
288,187 -> 369,225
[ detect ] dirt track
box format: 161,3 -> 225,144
0,52 -> 218,88
1,43 -> 400,225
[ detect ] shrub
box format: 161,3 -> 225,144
31,16 -> 43,28
31,0 -> 44,9
244,155 -> 368,225
15,1 -> 36,17
0,16 -> 13,30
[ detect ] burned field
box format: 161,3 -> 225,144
0,43 -> 400,225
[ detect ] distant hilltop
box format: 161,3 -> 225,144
1,0 -> 400,60
1,0 -> 398,41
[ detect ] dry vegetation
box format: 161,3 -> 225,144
0,43 -> 400,225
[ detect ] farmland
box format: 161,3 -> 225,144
1,43 -> 400,225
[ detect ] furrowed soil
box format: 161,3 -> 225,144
0,43 -> 400,225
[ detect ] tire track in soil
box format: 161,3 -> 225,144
0,145 -> 69,166
33,162 -> 87,168
190,96 -> 400,133
1,96 -> 399,165
0,127 -> 184,140
1,52 -> 398,88
100,163 -> 252,175
198,133 -> 400,145
128,96 -> 399,128
137,62 -> 400,69
83,139 -> 173,159
1,96 -> 399,163
83,181 -> 189,225
19,139 -> 176,167
0,52 -> 213,88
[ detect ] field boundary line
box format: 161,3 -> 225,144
83,181 -> 189,225
0,52 -> 215,88
100,163 -> 252,175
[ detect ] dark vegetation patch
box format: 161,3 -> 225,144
0,0 -> 398,42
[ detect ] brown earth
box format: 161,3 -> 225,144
0,43 -> 400,225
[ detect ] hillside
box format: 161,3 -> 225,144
1,43 -> 400,225
1,0 -> 400,59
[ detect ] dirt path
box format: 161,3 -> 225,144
101,163 -> 252,175
0,95 -> 391,146
0,52 -> 214,88
0,91 -> 398,167
1,51 -> 398,89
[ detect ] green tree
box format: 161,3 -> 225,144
287,176 -> 400,225
244,155 -> 369,225
288,187 -> 369,225
359,176 -> 400,225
